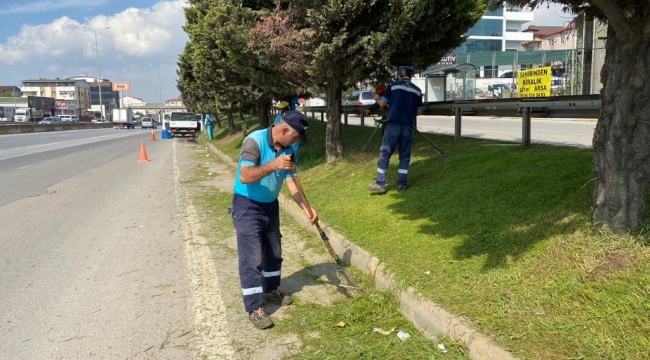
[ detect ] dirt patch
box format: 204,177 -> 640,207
593,249 -> 633,278
173,140 -> 347,359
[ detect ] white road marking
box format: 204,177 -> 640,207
16,165 -> 32,170
173,141 -> 236,359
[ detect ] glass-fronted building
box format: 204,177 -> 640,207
67,76 -> 120,117
454,4 -> 534,77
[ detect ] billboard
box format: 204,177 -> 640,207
436,53 -> 458,66
112,82 -> 131,92
27,96 -> 55,111
0,107 -> 16,119
517,66 -> 551,98
55,100 -> 76,110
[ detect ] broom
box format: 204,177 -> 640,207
288,172 -> 363,297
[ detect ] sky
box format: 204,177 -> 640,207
0,1 -> 572,103
0,0 -> 188,103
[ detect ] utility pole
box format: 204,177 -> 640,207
84,26 -> 110,118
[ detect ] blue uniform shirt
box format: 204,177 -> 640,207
233,128 -> 296,203
380,79 -> 424,127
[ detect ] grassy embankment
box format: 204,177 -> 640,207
201,115 -> 650,359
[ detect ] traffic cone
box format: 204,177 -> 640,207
150,129 -> 156,141
138,142 -> 149,162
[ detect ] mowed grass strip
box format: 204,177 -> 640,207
207,116 -> 650,359
190,136 -> 470,359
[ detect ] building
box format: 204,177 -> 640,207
522,24 -> 576,51
123,96 -> 146,107
0,86 -> 21,97
67,76 -> 120,117
165,95 -> 184,107
455,4 -> 534,53
20,78 -> 91,116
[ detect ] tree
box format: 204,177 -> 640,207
255,0 -> 486,160
499,0 -> 650,233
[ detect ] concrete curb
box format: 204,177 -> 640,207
205,141 -> 517,360
7,126 -> 21,134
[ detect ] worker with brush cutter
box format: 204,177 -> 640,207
231,110 -> 318,330
368,66 -> 424,194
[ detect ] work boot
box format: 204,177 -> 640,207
397,184 -> 408,192
368,183 -> 387,194
249,307 -> 274,329
266,288 -> 293,306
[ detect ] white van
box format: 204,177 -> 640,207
58,115 -> 79,122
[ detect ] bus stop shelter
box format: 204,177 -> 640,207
423,63 -> 478,102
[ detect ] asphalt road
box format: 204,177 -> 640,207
342,115 -> 597,148
0,129 -> 202,358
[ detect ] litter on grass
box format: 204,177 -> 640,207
396,331 -> 411,342
424,270 -> 431,275
372,327 -> 395,335
437,343 -> 447,353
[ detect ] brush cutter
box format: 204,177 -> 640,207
415,129 -> 449,158
288,172 -> 363,297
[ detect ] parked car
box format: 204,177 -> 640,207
141,117 -> 157,129
57,115 -> 79,122
344,90 -> 376,116
39,117 -> 62,125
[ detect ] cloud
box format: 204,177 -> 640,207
0,0 -> 109,15
527,3 -> 575,27
0,1 -> 188,102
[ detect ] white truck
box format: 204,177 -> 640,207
0,107 -> 16,121
169,112 -> 201,138
112,108 -> 135,129
15,108 -> 45,122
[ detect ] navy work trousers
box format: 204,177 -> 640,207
231,194 -> 283,313
375,122 -> 414,187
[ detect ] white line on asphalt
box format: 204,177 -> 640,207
16,165 -> 32,170
173,141 -> 236,358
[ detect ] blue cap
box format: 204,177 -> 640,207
281,111 -> 308,143
397,66 -> 414,77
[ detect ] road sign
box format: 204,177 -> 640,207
517,66 -> 551,98
112,82 -> 131,92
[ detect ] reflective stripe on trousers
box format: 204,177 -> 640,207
231,194 -> 283,312
375,122 -> 413,186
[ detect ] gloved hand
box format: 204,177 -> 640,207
290,153 -> 297,173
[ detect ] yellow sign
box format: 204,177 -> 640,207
517,66 -> 551,98
112,82 -> 131,92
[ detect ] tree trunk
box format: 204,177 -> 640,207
592,25 -> 650,233
258,100 -> 270,128
239,109 -> 247,135
226,109 -> 236,134
325,78 -> 343,160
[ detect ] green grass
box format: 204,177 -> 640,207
205,117 -> 650,359
185,139 -> 469,359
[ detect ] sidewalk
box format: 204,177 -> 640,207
206,142 -> 518,360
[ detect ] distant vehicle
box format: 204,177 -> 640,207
141,117 -> 157,130
344,90 -> 376,116
551,77 -> 565,91
39,117 -> 62,125
57,115 -> 79,122
92,118 -> 108,123
169,112 -> 201,138
112,108 -> 135,129
15,108 -> 45,122
0,106 -> 16,121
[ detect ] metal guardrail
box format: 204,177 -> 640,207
294,94 -> 601,147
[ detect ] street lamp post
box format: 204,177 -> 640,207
150,63 -> 166,126
84,26 -> 110,119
